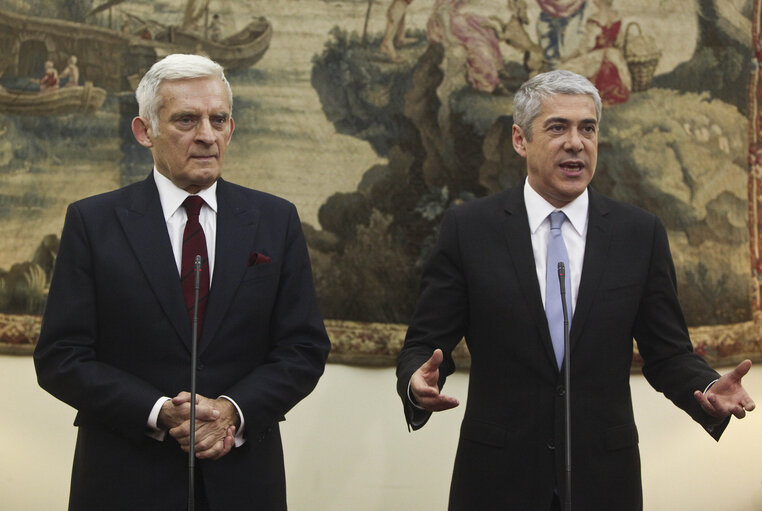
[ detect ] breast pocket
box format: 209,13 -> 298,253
590,280 -> 642,329
226,264 -> 280,324
242,263 -> 279,282
598,281 -> 641,308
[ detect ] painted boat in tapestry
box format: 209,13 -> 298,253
0,5 -> 272,94
92,0 -> 272,73
142,16 -> 272,72
0,82 -> 107,115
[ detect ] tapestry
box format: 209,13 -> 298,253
0,0 -> 759,370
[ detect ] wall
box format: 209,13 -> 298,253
2,356 -> 761,510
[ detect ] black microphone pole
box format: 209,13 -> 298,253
188,255 -> 202,511
558,262 -> 571,511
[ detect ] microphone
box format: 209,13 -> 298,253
557,262 -> 571,511
188,255 -> 202,511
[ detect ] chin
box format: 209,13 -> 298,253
192,167 -> 220,180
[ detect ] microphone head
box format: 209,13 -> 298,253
557,261 -> 565,277
194,255 -> 202,269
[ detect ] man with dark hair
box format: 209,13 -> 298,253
396,69 -> 755,510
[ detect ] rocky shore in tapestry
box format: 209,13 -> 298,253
308,2 -> 752,328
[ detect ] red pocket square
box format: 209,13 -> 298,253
248,252 -> 272,266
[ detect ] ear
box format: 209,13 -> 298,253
131,116 -> 153,148
512,124 -> 527,158
226,116 -> 235,145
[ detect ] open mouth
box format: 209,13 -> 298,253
560,161 -> 584,174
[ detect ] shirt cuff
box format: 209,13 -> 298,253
704,379 -> 719,394
146,396 -> 171,441
407,380 -> 427,411
219,395 -> 246,447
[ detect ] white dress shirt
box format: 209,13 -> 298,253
409,181 -> 719,417
155,169 -> 218,284
146,169 -> 246,446
408,180 -> 591,409
524,178 -> 588,314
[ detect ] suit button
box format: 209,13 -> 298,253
197,362 -> 205,371
546,440 -> 555,451
556,385 -> 566,397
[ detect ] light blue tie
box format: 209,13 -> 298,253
546,211 -> 572,369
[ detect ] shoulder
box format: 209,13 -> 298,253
218,179 -> 295,213
217,180 -> 301,228
69,178 -> 147,213
443,187 -> 520,233
589,187 -> 664,237
448,187 -> 516,219
591,188 -> 655,219
434,188 -> 520,243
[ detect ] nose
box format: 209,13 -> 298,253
195,117 -> 215,144
564,130 -> 583,153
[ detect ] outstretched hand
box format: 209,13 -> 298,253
694,359 -> 756,419
410,349 -> 460,412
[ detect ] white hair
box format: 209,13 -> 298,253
135,54 -> 233,135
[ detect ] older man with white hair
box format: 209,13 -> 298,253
35,54 -> 330,511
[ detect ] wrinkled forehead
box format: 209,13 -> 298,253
157,77 -> 231,114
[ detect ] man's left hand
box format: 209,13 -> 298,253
694,359 -> 756,419
168,393 -> 239,460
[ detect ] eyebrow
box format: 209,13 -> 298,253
543,117 -> 598,126
169,111 -> 199,121
168,111 -> 229,121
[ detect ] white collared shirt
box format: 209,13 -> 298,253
408,181 -> 591,413
524,178 -> 589,313
153,168 -> 218,284
147,169 -> 245,446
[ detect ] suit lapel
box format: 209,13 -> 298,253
570,187 -> 612,352
501,187 -> 559,369
199,179 -> 261,354
116,174 -> 193,349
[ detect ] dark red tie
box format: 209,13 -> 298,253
181,196 -> 210,336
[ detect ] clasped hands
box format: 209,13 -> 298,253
158,392 -> 238,460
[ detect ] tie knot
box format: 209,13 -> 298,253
182,195 -> 204,217
549,210 -> 566,230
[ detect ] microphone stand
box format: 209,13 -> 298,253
558,262 -> 571,511
188,255 -> 202,511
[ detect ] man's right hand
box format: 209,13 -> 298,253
410,349 -> 460,412
171,394 -> 238,460
157,392 -> 220,430
159,392 -> 237,460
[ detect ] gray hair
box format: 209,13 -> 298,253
513,70 -> 602,140
135,54 -> 233,135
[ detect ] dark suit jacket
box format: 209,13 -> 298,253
396,185 -> 727,511
34,174 -> 331,510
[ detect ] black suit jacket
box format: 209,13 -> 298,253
34,174 -> 330,510
396,185 -> 727,511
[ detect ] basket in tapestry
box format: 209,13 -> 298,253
623,21 -> 661,92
